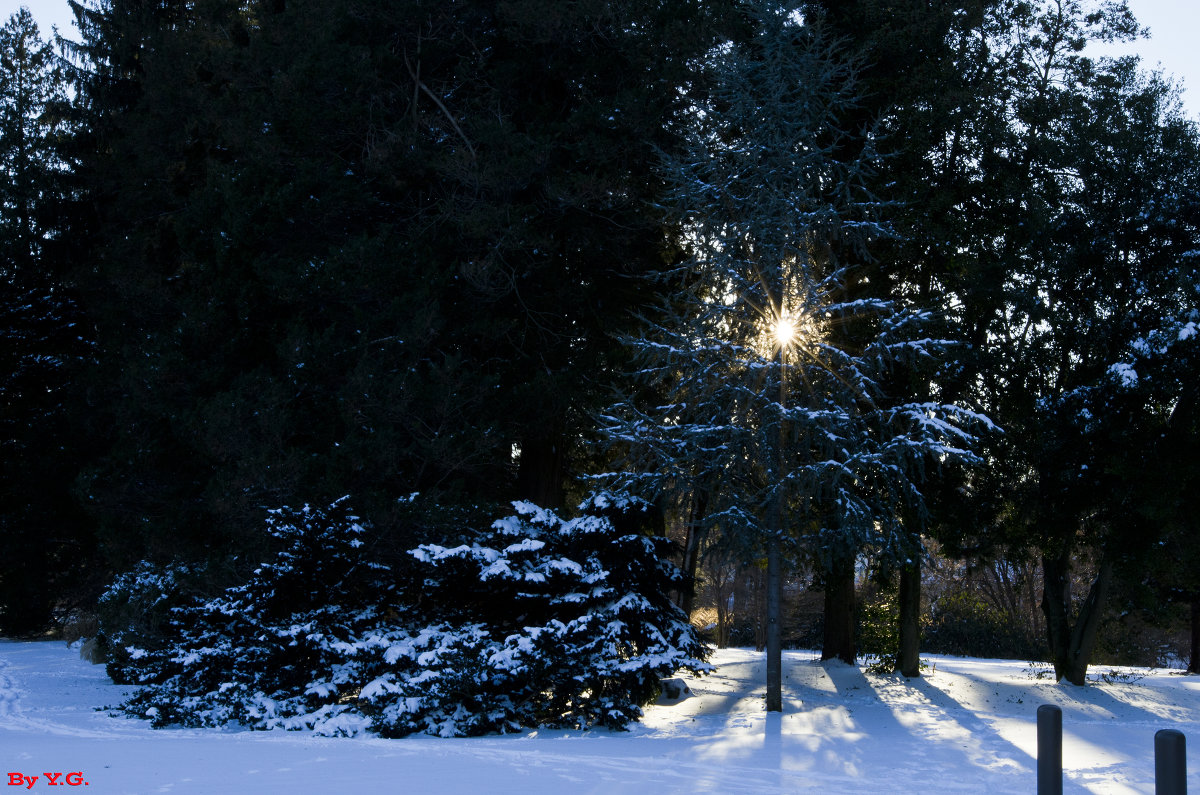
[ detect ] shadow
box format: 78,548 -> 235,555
697,651 -> 1037,788
883,671 -> 1038,771
762,710 -> 783,787
914,657 -> 1183,793
800,657 -> 1043,789
657,649 -> 1186,792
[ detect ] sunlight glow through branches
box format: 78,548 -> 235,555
773,315 -> 797,348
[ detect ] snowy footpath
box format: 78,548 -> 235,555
2,640 -> 1198,794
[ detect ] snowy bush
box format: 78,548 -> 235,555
368,496 -> 711,735
105,495 -> 709,736
99,560 -> 211,681
110,498 -> 399,734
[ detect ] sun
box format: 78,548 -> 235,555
772,315 -> 797,347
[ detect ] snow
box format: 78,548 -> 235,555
3,641 -> 1199,793
1109,361 -> 1139,387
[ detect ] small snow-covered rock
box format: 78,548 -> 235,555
657,678 -> 692,703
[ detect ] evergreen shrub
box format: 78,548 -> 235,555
923,591 -> 1044,660
99,560 -> 213,680
857,587 -> 900,674
102,495 -> 709,736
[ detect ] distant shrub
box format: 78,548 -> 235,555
1095,606 -> 1188,669
924,591 -> 1044,660
857,588 -> 900,674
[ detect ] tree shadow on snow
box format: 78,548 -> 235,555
802,659 -> 1039,789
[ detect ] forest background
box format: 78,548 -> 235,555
2,0 -> 1199,733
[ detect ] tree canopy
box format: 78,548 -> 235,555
1,0 -> 1198,703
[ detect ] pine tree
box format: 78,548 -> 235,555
0,7 -> 91,634
106,496 -> 708,736
598,3 -> 984,709
0,7 -> 69,269
64,0 -> 736,568
797,0 -> 1004,676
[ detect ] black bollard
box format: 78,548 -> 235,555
1156,729 -> 1187,795
1038,704 -> 1063,795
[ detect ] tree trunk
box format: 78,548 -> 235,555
1189,598 -> 1200,674
897,560 -> 921,677
715,578 -> 730,648
766,535 -> 782,711
1041,553 -> 1072,679
752,566 -> 767,652
1041,550 -> 1112,685
678,487 -> 709,617
515,432 -> 564,509
822,552 -> 856,664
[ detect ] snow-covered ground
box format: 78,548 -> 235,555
2,640 -> 1197,793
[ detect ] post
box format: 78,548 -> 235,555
1156,729 -> 1186,795
1038,704 -> 1063,795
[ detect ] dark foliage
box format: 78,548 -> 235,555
104,497 -> 708,736
0,8 -> 95,633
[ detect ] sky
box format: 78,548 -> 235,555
1089,0 -> 1200,118
7,0 -> 1200,119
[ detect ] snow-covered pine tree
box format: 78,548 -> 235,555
105,496 -> 708,736
110,498 -> 400,734
365,495 -> 709,736
597,2 -> 987,708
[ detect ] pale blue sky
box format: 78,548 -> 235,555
7,0 -> 1200,118
5,0 -> 71,40
1089,0 -> 1200,118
